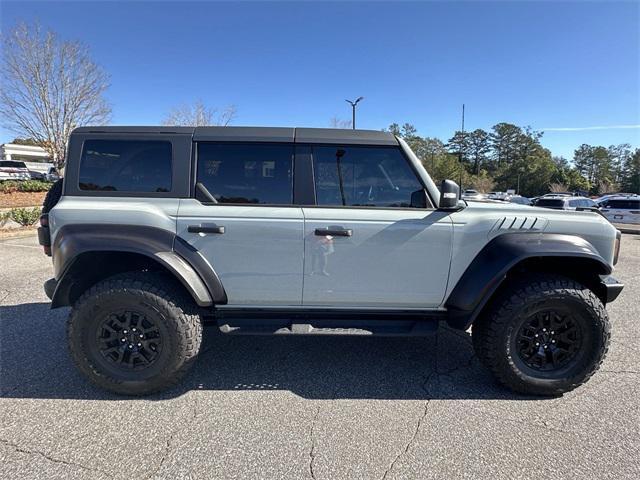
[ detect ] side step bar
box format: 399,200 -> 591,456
212,309 -> 444,337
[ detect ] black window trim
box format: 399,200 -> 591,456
192,141 -> 298,207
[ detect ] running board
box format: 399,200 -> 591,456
213,309 -> 443,336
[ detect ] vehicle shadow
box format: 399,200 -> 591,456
0,302 -> 542,402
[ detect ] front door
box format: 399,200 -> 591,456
302,144 -> 453,308
177,142 -> 304,306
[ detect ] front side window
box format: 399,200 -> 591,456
312,146 -> 426,208
196,143 -> 294,204
79,140 -> 172,192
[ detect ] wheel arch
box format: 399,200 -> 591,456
50,224 -> 227,308
445,233 -> 612,330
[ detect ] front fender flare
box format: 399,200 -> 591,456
445,233 -> 611,330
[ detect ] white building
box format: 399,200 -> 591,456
1,143 -> 51,163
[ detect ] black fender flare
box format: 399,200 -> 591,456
50,224 -> 227,308
445,233 -> 611,330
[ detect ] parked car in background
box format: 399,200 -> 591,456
595,193 -> 635,206
599,195 -> 640,224
23,162 -> 59,182
462,189 -> 484,201
534,195 -> 597,210
487,191 -> 509,201
0,160 -> 31,181
44,166 -> 60,182
508,195 -> 532,206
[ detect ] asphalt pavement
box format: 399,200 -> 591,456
1,234 -> 639,479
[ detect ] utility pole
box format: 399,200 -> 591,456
345,97 -> 364,129
459,103 -> 465,187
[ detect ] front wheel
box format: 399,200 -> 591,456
67,272 -> 203,395
472,274 -> 610,396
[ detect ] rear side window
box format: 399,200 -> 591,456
312,145 -> 426,208
196,143 -> 294,204
606,199 -> 640,209
79,140 -> 172,192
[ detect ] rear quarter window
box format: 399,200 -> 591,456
79,140 -> 172,193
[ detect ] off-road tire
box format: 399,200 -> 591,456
67,272 -> 202,395
472,274 -> 610,396
42,178 -> 63,213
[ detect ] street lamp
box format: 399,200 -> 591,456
345,97 -> 364,129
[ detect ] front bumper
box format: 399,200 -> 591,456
601,275 -> 624,303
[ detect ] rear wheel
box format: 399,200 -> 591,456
473,274 -> 610,396
67,272 -> 202,395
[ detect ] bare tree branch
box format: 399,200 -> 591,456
329,117 -> 352,129
162,100 -> 237,127
0,22 -> 112,169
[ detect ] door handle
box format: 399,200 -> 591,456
188,224 -> 225,234
314,228 -> 353,237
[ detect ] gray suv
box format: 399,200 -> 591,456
38,126 -> 623,396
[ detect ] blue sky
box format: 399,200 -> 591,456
1,0 -> 639,159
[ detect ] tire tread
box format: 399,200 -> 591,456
67,271 -> 202,395
473,274 -> 610,396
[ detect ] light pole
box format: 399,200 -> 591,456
345,97 -> 364,129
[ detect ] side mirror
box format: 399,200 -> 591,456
438,179 -> 460,210
410,189 -> 427,208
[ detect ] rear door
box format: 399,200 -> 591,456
301,144 -> 453,309
176,142 -> 304,306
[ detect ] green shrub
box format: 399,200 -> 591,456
0,181 -> 19,194
0,180 -> 52,193
0,210 -> 10,224
17,180 -> 52,192
9,207 -> 42,226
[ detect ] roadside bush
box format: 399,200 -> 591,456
0,210 -> 10,225
9,207 -> 42,226
0,181 -> 19,194
0,180 -> 52,193
17,180 -> 53,192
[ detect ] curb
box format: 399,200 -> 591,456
613,223 -> 640,235
0,227 -> 38,240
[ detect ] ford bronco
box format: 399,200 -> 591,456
38,126 -> 623,396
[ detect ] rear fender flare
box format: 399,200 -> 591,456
50,224 -> 227,308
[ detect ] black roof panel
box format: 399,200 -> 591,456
72,126 -> 398,145
193,126 -> 295,143
295,127 -> 397,145
72,126 -> 195,134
